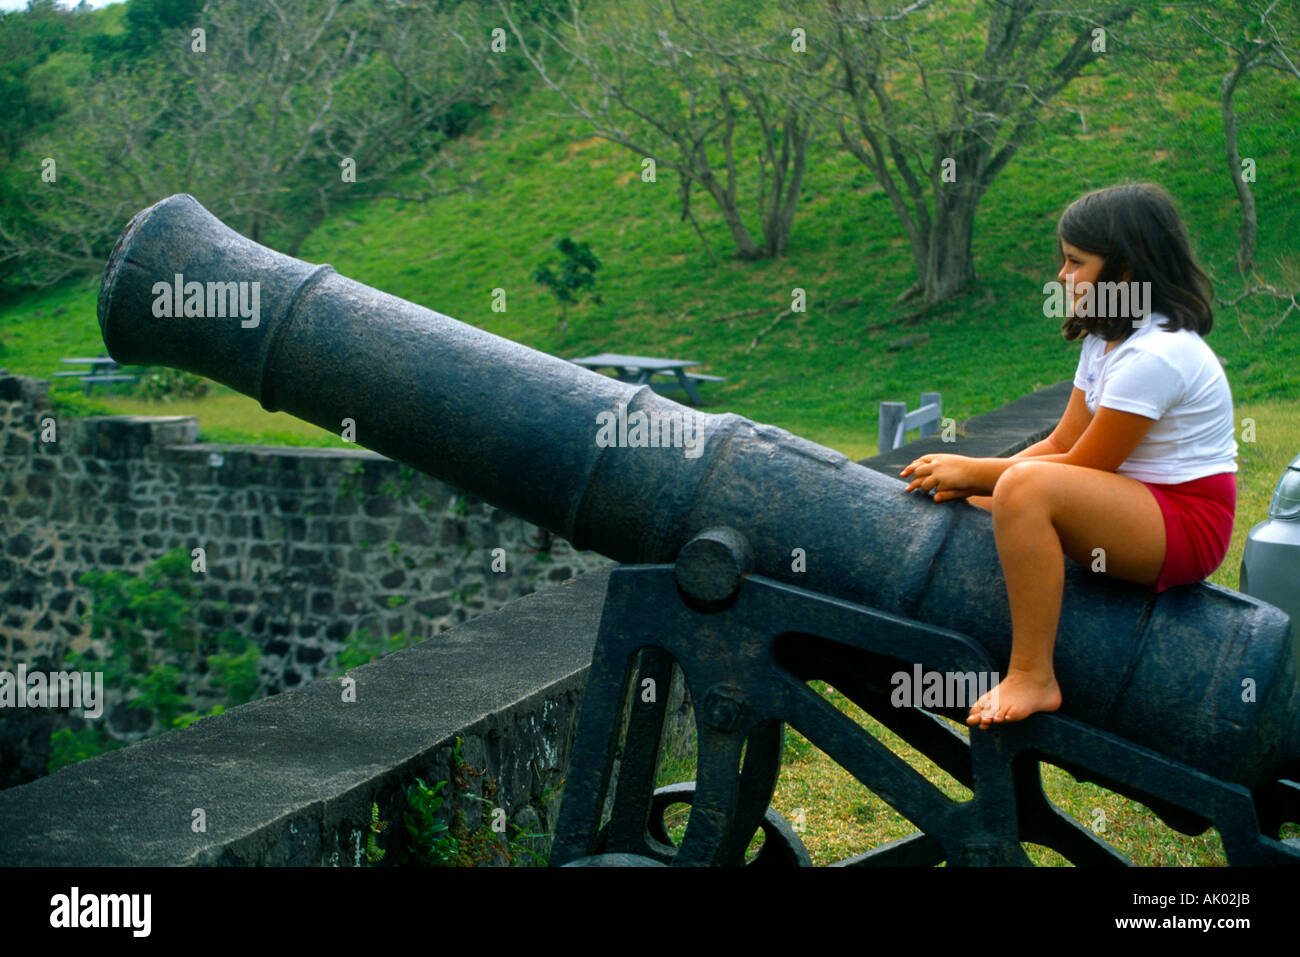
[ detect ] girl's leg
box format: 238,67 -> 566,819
967,460 -> 1166,728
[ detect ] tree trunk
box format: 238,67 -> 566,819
762,107 -> 811,258
1222,54 -> 1259,276
919,188 -> 978,303
699,171 -> 766,259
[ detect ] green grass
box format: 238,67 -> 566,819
767,688 -> 1242,867
5,41 -> 1294,452
1211,398 -> 1300,592
5,26 -> 1296,452
653,673 -> 1298,867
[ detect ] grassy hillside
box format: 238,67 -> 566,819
4,23 -> 1296,447
3,17 -> 1297,590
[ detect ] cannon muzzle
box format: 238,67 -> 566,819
98,194 -> 1300,790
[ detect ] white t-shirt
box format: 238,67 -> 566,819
1072,313 -> 1237,483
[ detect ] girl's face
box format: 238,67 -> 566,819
1058,240 -> 1106,317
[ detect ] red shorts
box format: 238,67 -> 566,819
1140,472 -> 1236,593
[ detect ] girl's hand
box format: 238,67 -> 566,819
900,454 -> 984,502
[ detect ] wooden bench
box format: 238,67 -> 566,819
570,354 -> 726,406
53,357 -> 138,395
649,372 -> 727,400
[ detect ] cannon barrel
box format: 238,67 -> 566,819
98,194 -> 1299,789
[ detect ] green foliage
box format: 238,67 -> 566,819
172,704 -> 226,731
51,547 -> 263,773
387,734 -> 553,867
206,633 -> 262,706
402,777 -> 458,866
339,460 -> 365,501
378,466 -> 416,501
365,802 -> 388,865
1,0 -> 513,294
76,547 -> 200,675
128,663 -> 190,730
783,723 -> 814,762
506,820 -> 550,867
4,5 -> 1298,450
0,0 -> 99,160
139,368 -> 210,403
46,725 -> 121,774
330,629 -> 420,676
532,236 -> 601,326
85,0 -> 204,66
448,582 -> 482,604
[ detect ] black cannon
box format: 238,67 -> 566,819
98,194 -> 1300,865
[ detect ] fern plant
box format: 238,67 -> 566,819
365,802 -> 388,865
402,777 -> 458,866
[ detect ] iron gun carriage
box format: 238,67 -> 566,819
98,194 -> 1300,865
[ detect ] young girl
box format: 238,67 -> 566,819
899,182 -> 1238,729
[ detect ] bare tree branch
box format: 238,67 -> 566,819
1,0 -> 505,287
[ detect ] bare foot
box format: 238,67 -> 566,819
966,669 -> 1061,729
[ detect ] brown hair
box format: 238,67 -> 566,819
1056,183 -> 1214,341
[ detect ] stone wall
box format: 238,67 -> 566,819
0,569 -> 616,866
0,379 -> 1075,864
0,373 -> 613,786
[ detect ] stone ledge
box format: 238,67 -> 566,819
77,414 -> 200,459
857,380 -> 1073,475
171,443 -> 388,460
0,567 -> 613,866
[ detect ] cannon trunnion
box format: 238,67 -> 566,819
98,194 -> 1300,865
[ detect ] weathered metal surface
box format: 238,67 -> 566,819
97,194 -> 1300,864
552,562 -> 1299,865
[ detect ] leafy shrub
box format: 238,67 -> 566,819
51,548 -> 262,772
139,368 -> 210,402
46,726 -> 122,774
331,629 -> 420,675
402,777 -> 458,866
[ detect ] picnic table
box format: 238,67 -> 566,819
569,353 -> 724,406
52,357 -> 137,395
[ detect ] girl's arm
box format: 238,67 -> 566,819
1010,387 -> 1092,459
969,403 -> 1156,490
1011,437 -> 1063,457
902,391 -> 1157,499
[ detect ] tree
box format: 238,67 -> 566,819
816,0 -> 1137,305
1189,0 -> 1299,276
0,0 -> 89,162
1182,0 -> 1300,333
0,0 -> 508,290
533,236 -> 601,328
498,0 -> 834,261
84,0 -> 206,66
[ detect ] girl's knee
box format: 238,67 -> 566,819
992,460 -> 1052,506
